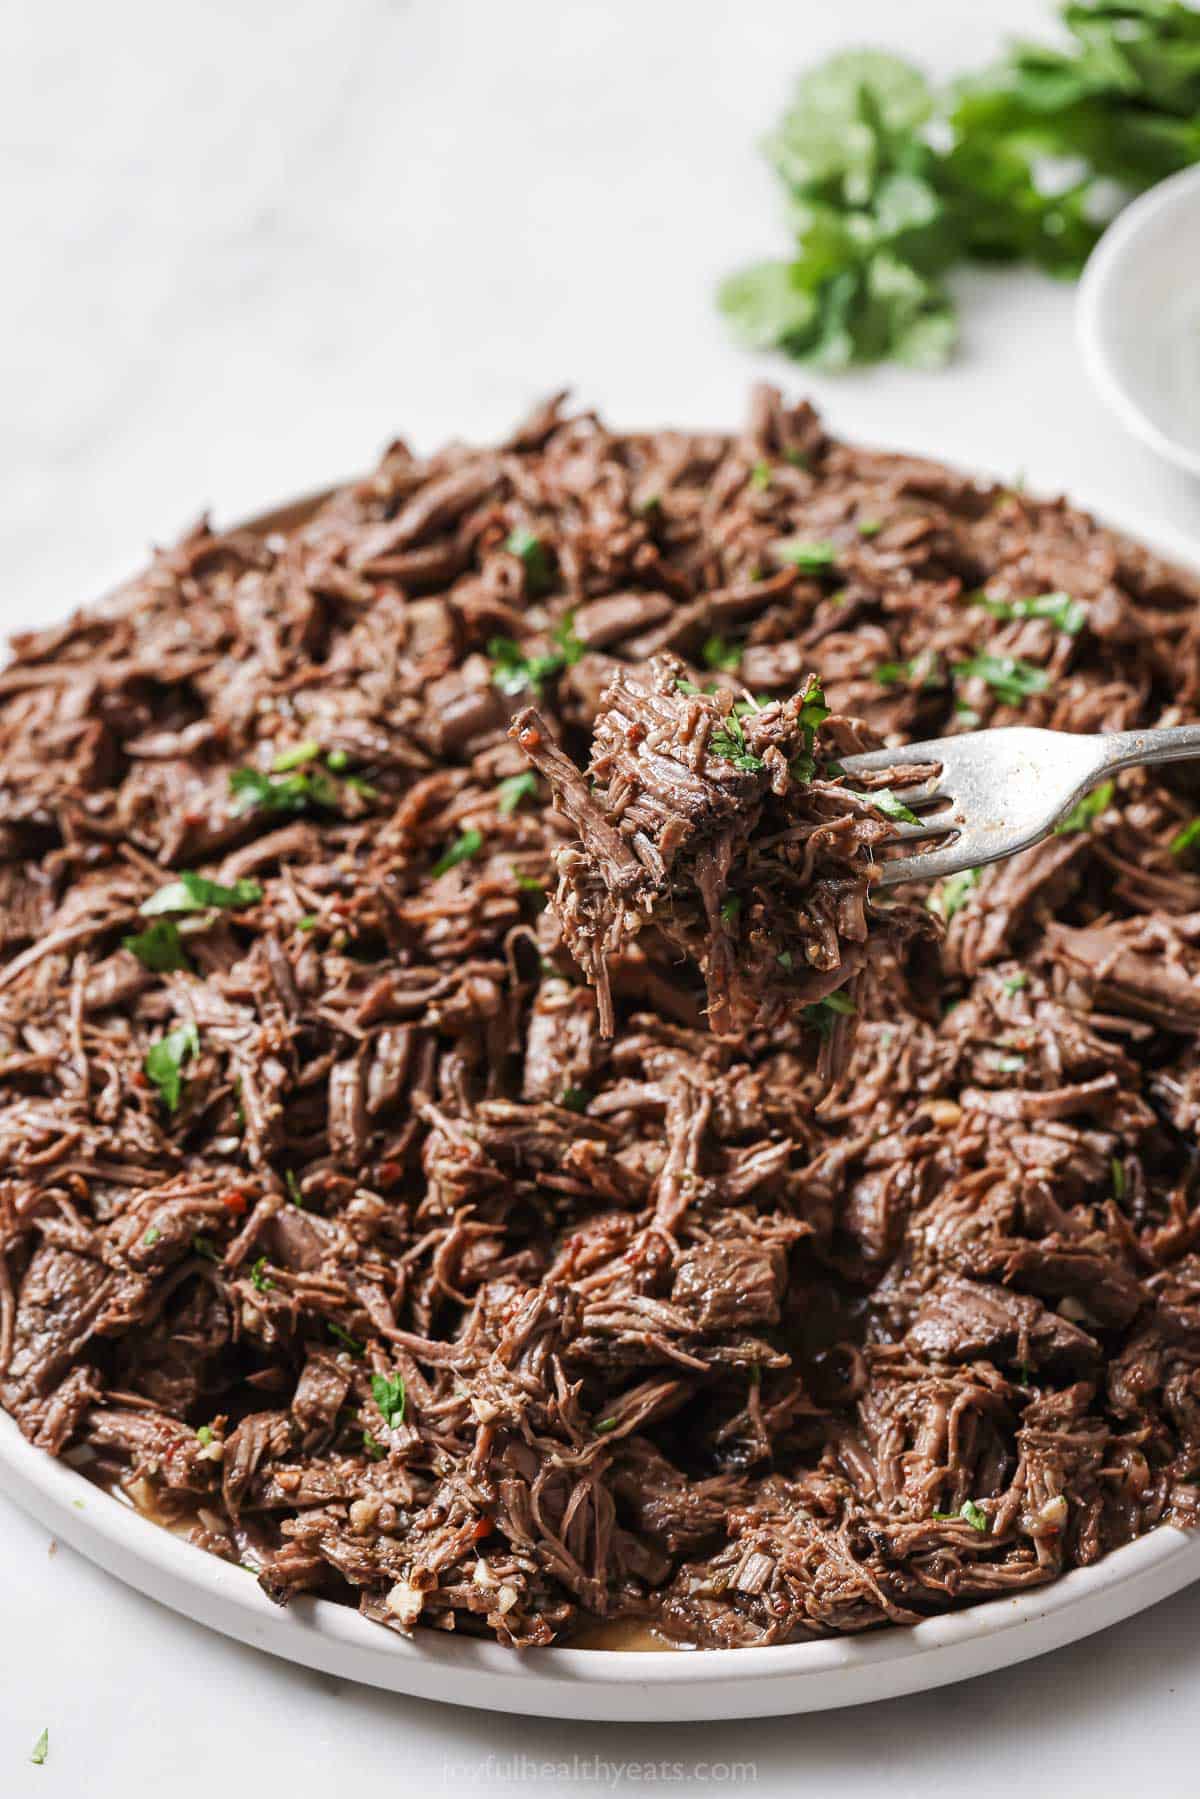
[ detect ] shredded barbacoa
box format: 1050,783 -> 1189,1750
511,656 -> 935,1050
4,387 -> 1200,1651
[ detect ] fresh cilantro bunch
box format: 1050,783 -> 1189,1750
721,4 -> 1200,369
721,51 -> 958,369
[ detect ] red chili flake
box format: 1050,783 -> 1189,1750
472,1516 -> 494,1541
518,726 -> 541,750
377,1160 -> 403,1188
222,1189 -> 249,1216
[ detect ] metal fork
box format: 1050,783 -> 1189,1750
838,725 -> 1200,886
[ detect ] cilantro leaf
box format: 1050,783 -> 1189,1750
144,1021 -> 200,1114
271,739 -> 321,772
869,788 -> 922,824
702,635 -> 743,672
123,919 -> 190,973
774,538 -> 838,573
708,713 -> 765,772
431,827 -> 483,878
972,589 -> 1086,635
488,617 -> 581,698
249,1256 -> 274,1293
504,526 -> 555,598
371,1371 -> 406,1430
801,990 -> 857,1036
928,866 -> 981,921
328,1321 -> 364,1358
497,771 -> 537,814
956,652 -> 1050,705
933,1499 -> 989,1532
1055,780 -> 1114,835
1171,818 -> 1200,859
719,12 -> 1200,371
719,895 -> 742,924
229,766 -> 340,817
31,1728 -> 48,1766
141,871 -> 264,915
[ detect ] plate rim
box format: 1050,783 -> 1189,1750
3,472 -> 1199,1718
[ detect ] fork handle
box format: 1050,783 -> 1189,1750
1093,724 -> 1200,775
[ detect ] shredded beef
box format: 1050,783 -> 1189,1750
511,655 -> 933,1051
3,387 -> 1200,1652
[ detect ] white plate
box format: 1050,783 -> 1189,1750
3,487 -> 1200,1723
1078,165 -> 1200,481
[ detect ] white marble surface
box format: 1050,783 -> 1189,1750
4,0 -> 1200,1791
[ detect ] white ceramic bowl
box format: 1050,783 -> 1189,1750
3,487 -> 1200,1722
1078,164 -> 1200,480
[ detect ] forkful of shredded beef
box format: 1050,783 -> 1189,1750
511,653 -> 936,1067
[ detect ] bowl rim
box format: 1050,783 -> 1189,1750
1077,162 -> 1200,482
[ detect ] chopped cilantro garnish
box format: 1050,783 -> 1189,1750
955,653 -> 1050,706
511,869 -> 547,903
858,518 -> 883,538
1170,818 -> 1200,859
285,1169 -> 304,1207
488,615 -> 582,698
497,771 -> 537,814
776,951 -> 794,971
141,871 -> 264,916
869,788 -> 922,824
559,1087 -> 590,1113
431,827 -> 483,879
709,713 -> 765,772
196,1425 -> 214,1447
928,866 -> 980,921
992,1052 -> 1026,1073
144,1021 -> 200,1113
296,914 -> 319,932
250,1256 -> 274,1293
872,653 -> 943,691
1055,780 -> 1114,835
971,589 -> 1085,636
326,748 -> 350,772
934,1500 -> 988,1532
31,1728 -> 48,1767
229,766 -> 340,817
1002,972 -> 1028,995
802,991 -> 857,1035
343,775 -> 380,802
775,538 -> 838,574
750,461 -> 773,491
123,919 -> 190,973
702,635 -> 743,672
192,1235 -> 218,1263
328,1321 -> 365,1358
142,1226 -> 161,1247
271,739 -> 321,773
1111,1157 -> 1127,1201
371,1371 -> 407,1431
594,1417 -> 618,1434
719,895 -> 742,924
362,1429 -> 386,1462
504,526 -> 555,597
